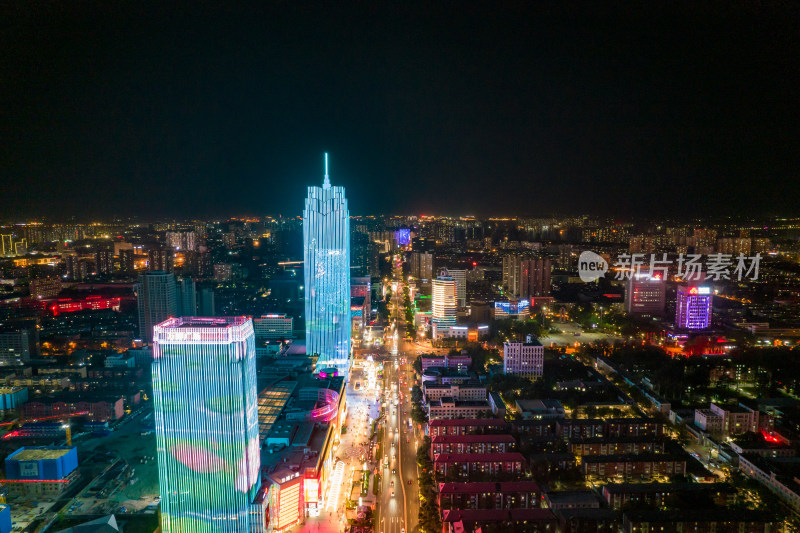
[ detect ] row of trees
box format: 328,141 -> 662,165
416,437 -> 442,532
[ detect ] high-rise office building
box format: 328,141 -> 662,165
624,270 -> 666,318
304,154 -> 350,374
177,278 -> 196,317
675,285 -> 712,330
432,270 -> 457,338
198,286 -> 215,316
152,317 -> 264,533
137,271 -> 178,343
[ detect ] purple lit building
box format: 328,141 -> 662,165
395,229 -> 411,247
675,285 -> 712,329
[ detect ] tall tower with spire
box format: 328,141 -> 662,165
303,153 -> 351,375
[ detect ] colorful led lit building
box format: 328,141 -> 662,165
303,154 -> 351,375
675,285 -> 712,329
152,317 -> 265,533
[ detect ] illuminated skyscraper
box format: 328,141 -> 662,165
304,154 -> 351,374
432,269 -> 457,338
152,317 -> 264,533
675,285 -> 712,329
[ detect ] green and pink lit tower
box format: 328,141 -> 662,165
151,317 -> 264,533
303,153 -> 351,375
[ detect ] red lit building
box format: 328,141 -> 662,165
48,296 -> 123,316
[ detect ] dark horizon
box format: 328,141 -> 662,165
2,2 -> 799,219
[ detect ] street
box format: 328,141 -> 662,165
373,328 -> 420,533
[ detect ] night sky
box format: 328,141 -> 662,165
2,2 -> 798,219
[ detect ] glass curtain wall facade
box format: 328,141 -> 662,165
152,317 -> 262,533
303,154 -> 351,375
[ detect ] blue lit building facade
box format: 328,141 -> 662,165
303,154 -> 351,375
152,317 -> 264,533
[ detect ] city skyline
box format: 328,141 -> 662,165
2,3 -> 800,532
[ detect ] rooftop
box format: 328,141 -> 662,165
9,446 -> 74,461
438,481 -> 540,494
582,453 -> 684,463
442,508 -> 556,523
623,509 -> 778,523
569,436 -> 663,444
429,418 -> 508,427
603,482 -> 735,494
432,434 -> 515,444
434,452 -> 526,463
423,381 -> 484,389
544,490 -> 598,504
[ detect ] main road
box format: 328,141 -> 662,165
375,327 -> 420,533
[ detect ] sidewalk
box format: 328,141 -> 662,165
294,511 -> 343,532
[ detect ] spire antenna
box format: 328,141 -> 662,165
323,153 -> 331,188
